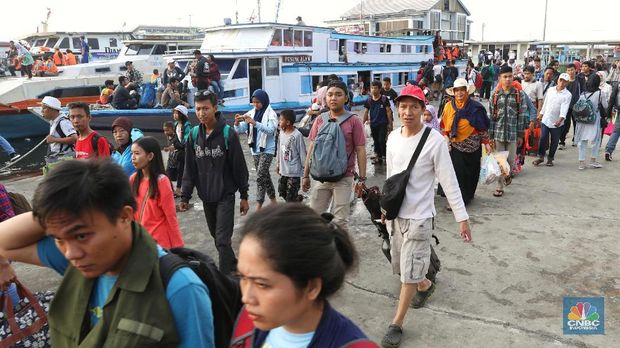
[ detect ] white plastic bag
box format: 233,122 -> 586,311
494,151 -> 511,177
364,122 -> 371,139
480,153 -> 501,185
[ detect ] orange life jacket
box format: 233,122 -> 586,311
53,51 -> 64,66
65,53 -> 77,65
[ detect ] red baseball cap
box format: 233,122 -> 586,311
395,85 -> 426,104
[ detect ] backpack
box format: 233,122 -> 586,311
573,92 -> 597,124
310,112 -> 355,183
482,66 -> 492,80
491,88 -> 521,120
191,124 -> 231,150
54,116 -> 75,154
91,133 -> 114,157
160,247 -> 242,348
443,67 -> 456,88
474,70 -> 482,89
8,192 -> 32,215
423,66 -> 434,84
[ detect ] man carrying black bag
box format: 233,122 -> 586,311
380,85 -> 472,348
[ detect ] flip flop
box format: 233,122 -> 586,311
504,176 -> 512,186
493,189 -> 504,197
381,324 -> 403,348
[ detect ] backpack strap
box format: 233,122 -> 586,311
191,124 -> 231,150
159,252 -> 188,287
230,307 -> 254,348
91,132 -> 100,156
345,339 -> 379,348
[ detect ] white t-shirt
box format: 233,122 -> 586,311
540,87 -> 573,128
521,80 -> 544,105
433,64 -> 443,77
264,326 -> 314,348
386,126 -> 469,222
48,114 -> 77,157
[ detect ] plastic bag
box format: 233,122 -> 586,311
494,151 -> 511,177
479,154 -> 501,185
364,122 -> 372,139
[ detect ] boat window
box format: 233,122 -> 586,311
138,45 -> 154,55
125,44 -> 140,55
354,42 -> 361,53
303,31 -> 313,47
271,29 -> 282,46
329,40 -> 338,51
386,44 -> 391,53
233,59 -> 248,79
294,31 -> 303,47
366,43 -> 379,53
46,38 -> 58,48
265,58 -> 279,76
88,38 -> 100,50
34,39 -> 46,47
399,72 -> 408,86
59,38 -> 70,49
380,44 -> 385,53
109,38 -> 118,47
283,29 -> 294,47
217,58 -> 237,79
152,45 -> 167,55
37,86 -> 100,99
361,43 -> 367,53
178,45 -> 197,51
72,37 -> 81,49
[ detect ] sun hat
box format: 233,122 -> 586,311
446,78 -> 476,96
174,105 -> 189,117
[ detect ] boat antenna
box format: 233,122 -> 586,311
257,0 -> 262,23
275,0 -> 282,23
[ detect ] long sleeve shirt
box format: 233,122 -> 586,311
540,87 -> 573,128
488,88 -> 528,142
386,126 -> 469,222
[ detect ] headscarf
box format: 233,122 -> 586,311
423,105 -> 440,131
250,89 -> 270,150
315,86 -> 328,108
442,93 -> 490,141
597,71 -> 608,88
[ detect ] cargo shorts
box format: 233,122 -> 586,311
387,217 -> 433,284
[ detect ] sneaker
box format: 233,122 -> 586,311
545,160 -> 554,167
558,143 -> 566,150
578,164 -> 586,170
605,152 -> 612,161
8,153 -> 21,162
381,325 -> 403,348
589,162 -> 603,169
411,282 -> 436,309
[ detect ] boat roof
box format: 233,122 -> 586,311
22,31 -> 126,39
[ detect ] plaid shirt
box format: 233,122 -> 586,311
489,88 -> 528,142
0,184 -> 15,222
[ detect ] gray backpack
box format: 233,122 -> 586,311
310,112 -> 354,183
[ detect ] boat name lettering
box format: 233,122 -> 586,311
282,55 -> 312,63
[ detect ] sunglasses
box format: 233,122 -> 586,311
194,89 -> 215,97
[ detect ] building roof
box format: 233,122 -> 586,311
337,0 -> 470,20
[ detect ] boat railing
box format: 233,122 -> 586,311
166,47 -> 269,56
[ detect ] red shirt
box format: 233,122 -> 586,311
130,174 -> 184,249
75,131 -> 111,159
309,111 -> 366,177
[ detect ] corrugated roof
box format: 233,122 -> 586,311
340,0 -> 440,18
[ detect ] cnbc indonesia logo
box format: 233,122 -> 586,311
564,298 -> 604,335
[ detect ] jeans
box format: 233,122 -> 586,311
370,124 -> 388,158
538,124 -> 562,160
310,176 -> 354,225
578,135 -> 602,161
560,110 -> 575,145
605,112 -> 620,155
203,194 -> 237,274
211,79 -> 224,98
481,81 -> 492,99
0,136 -> 16,156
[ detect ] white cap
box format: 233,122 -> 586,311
167,59 -> 176,64
174,105 -> 189,117
311,103 -> 320,111
559,73 -> 570,81
40,96 -> 61,111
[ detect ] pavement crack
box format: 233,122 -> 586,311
344,281 -> 597,348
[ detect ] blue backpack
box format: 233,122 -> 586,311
191,124 -> 231,150
310,112 -> 354,183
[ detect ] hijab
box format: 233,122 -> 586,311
423,105 -> 440,131
250,89 -> 270,151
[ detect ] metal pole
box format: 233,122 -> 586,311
542,0 -> 548,41
481,22 -> 485,41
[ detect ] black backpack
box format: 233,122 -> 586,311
160,247 -> 242,348
91,133 -> 114,157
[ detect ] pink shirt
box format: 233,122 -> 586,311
309,111 -> 366,177
130,174 -> 184,249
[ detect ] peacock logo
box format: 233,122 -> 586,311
563,297 -> 604,335
567,302 -> 599,321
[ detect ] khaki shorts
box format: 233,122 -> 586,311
387,217 -> 433,284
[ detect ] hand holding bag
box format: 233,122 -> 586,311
380,127 -> 431,220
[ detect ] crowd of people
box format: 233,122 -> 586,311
0,47 -> 618,347
4,39 -> 84,78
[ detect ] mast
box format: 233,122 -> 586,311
275,0 -> 282,23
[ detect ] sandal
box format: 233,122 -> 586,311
381,324 -> 403,348
504,175 -> 512,186
411,283 -> 436,308
493,189 -> 504,197
532,158 -> 544,166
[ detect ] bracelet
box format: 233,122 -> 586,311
303,176 -> 309,179
358,176 -> 367,181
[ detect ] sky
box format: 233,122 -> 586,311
2,0 -> 618,43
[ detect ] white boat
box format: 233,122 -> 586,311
23,31 -> 125,61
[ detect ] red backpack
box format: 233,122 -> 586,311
230,307 -> 378,348
474,70 -> 483,89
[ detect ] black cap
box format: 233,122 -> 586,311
125,61 -> 133,67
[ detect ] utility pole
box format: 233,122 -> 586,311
481,22 -> 485,41
542,0 -> 548,41
189,14 -> 192,28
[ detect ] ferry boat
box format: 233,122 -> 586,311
85,23 -> 462,132
0,28 -> 202,140
23,32 -> 125,62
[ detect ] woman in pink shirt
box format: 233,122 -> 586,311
130,136 -> 184,248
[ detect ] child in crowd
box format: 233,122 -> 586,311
163,105 -> 192,196
130,136 -> 184,249
276,109 -> 307,202
231,204 -> 377,347
99,80 -> 115,104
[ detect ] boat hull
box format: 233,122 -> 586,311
0,111 -> 49,140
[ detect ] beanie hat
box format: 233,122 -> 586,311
111,117 -> 133,134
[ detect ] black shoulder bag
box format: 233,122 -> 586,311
380,127 -> 431,220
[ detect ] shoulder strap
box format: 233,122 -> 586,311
336,113 -> 354,126
223,124 -> 231,150
159,252 -> 187,287
230,307 -> 255,348
406,127 -> 431,172
91,132 -> 100,156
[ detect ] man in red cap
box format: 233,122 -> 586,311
380,85 -> 472,348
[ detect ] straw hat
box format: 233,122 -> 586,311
446,78 -> 476,96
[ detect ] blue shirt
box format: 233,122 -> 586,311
111,128 -> 144,176
37,237 -> 215,347
264,327 -> 314,348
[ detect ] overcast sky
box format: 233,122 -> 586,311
2,0 -> 618,42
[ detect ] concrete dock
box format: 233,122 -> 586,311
3,117 -> 618,347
